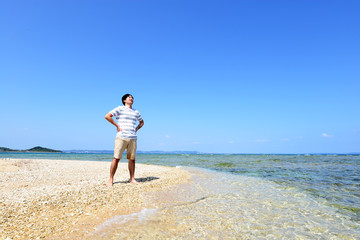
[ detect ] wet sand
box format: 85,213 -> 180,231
0,158 -> 190,239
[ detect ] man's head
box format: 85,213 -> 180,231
122,94 -> 134,105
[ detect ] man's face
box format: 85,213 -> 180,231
124,95 -> 134,105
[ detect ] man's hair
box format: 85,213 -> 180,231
122,94 -> 133,105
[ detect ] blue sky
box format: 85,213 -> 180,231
1,0 -> 359,153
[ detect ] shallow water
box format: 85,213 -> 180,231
88,167 -> 359,239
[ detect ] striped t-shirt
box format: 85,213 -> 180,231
110,106 -> 143,139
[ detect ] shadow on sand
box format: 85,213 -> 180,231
114,176 -> 160,185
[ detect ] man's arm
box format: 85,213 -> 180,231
135,120 -> 144,133
105,112 -> 121,132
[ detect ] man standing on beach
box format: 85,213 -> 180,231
105,94 -> 144,186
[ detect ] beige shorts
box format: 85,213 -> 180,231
114,138 -> 137,160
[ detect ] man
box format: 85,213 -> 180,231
105,94 -> 144,186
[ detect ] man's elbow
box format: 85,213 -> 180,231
105,113 -> 112,120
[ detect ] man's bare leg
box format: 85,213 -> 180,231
128,159 -> 140,184
106,157 -> 120,186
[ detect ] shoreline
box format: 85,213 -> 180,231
0,158 -> 191,239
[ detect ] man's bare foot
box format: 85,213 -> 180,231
105,181 -> 113,187
129,179 -> 140,185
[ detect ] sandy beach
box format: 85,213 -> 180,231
0,158 -> 190,239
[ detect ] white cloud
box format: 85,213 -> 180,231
192,141 -> 200,145
322,133 -> 333,138
281,138 -> 290,141
165,135 -> 171,138
227,141 -> 235,144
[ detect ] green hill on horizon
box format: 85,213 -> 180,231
0,146 -> 62,153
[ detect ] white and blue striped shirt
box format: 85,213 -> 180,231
110,106 -> 143,139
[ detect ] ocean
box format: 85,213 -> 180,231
2,152 -> 359,239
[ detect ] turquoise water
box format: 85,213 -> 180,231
2,152 -> 360,238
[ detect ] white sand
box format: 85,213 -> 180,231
0,158 -> 190,239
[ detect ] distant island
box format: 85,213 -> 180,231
0,146 -> 62,153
